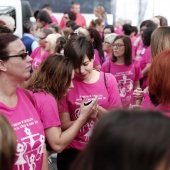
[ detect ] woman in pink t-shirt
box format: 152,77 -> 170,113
25,53 -> 98,155
101,35 -> 142,108
139,27 -> 155,90
87,28 -> 105,71
31,28 -> 52,71
0,33 -> 46,170
58,35 -> 122,170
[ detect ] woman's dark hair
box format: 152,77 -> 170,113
103,25 -> 114,33
55,36 -> 68,53
142,27 -> 155,47
112,35 -> 132,65
140,20 -> 157,29
87,28 -> 104,63
0,33 -> 18,61
64,35 -> 94,68
122,24 -> 134,35
64,11 -> 76,21
36,11 -> 52,24
66,20 -> 79,31
71,109 -> 170,170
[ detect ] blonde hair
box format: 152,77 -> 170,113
94,6 -> 107,19
151,27 -> 170,58
45,33 -> 61,53
104,33 -> 118,44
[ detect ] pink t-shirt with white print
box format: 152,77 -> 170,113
59,72 -> 122,150
33,92 -> 61,129
101,60 -> 142,108
0,88 -> 45,170
31,46 -> 50,71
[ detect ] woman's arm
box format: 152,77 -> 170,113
142,63 -> 151,76
45,97 -> 98,153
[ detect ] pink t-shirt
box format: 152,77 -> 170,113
93,49 -> 102,69
50,15 -> 58,24
59,72 -> 122,150
136,40 -> 144,60
75,13 -> 86,27
139,46 -> 152,90
31,46 -> 50,71
141,91 -> 155,110
0,88 -> 45,170
33,92 -> 61,129
104,52 -> 112,61
101,61 -> 142,108
115,27 -> 123,35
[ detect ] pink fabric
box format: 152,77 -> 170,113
140,91 -> 155,110
101,61 -> 142,108
93,49 -> 101,69
59,16 -> 65,29
50,15 -> 58,24
131,36 -> 137,59
0,88 -> 45,170
141,92 -> 170,116
104,52 -> 112,61
136,40 -> 144,59
75,13 -> 86,27
59,72 -> 122,150
33,92 -> 61,129
31,46 -> 50,71
115,27 -> 123,35
139,46 -> 152,90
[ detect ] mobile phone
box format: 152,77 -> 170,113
84,100 -> 93,106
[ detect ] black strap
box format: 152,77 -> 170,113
104,72 -> 107,90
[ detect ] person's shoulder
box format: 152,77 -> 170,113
34,91 -> 54,100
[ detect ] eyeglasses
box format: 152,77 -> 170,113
64,16 -> 68,19
112,43 -> 125,48
0,51 -> 28,60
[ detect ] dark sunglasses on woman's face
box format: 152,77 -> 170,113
0,51 -> 28,60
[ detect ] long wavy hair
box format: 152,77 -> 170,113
25,53 -> 73,101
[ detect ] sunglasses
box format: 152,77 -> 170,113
0,51 -> 28,60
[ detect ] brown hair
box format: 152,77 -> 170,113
151,27 -> 170,58
0,114 -> 17,170
25,54 -> 73,101
112,35 -> 132,65
0,33 -> 18,60
149,49 -> 170,106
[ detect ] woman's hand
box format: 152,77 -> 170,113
133,88 -> 144,100
76,96 -> 98,121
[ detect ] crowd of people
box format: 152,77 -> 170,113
0,1 -> 170,170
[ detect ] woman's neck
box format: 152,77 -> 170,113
115,56 -> 125,65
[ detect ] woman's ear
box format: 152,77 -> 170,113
0,60 -> 7,72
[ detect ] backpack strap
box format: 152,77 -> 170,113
21,88 -> 35,107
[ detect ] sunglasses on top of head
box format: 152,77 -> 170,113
0,51 -> 28,60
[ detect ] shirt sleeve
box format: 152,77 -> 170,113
34,93 -> 61,129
